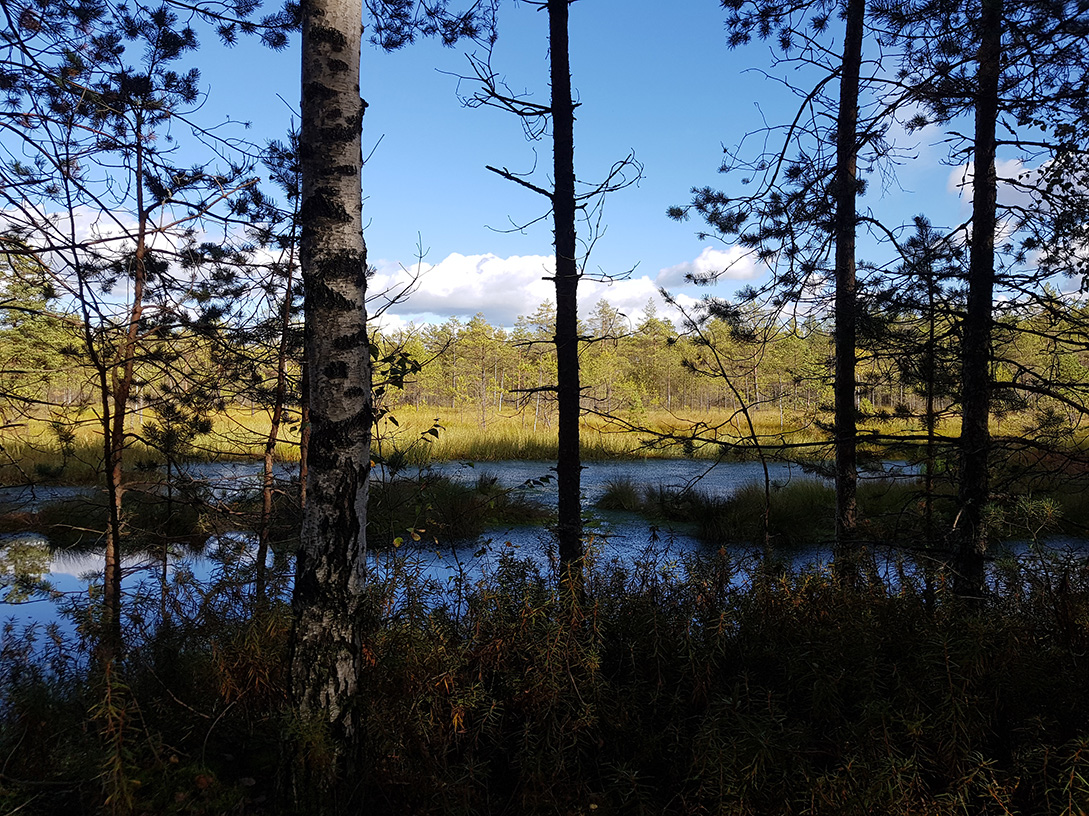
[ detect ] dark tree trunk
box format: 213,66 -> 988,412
256,260 -> 295,603
833,0 -> 865,582
290,0 -> 372,803
94,122 -> 150,663
956,0 -> 1002,598
549,0 -> 583,581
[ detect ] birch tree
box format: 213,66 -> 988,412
289,0 -> 497,801
289,0 -> 372,798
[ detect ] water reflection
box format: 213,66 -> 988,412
0,534 -> 52,603
1,457 -> 1077,639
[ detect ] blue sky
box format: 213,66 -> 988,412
195,0 -> 971,329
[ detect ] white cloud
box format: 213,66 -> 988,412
883,116 -> 947,173
3,203 -> 187,260
370,246 -> 774,331
578,275 -> 666,325
369,252 -> 556,327
371,251 -> 707,330
946,158 -> 1039,206
654,246 -> 759,289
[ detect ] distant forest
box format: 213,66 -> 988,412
379,294 -> 1089,433
6,283 -> 1088,449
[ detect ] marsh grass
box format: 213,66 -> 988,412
4,547 -> 1089,814
361,407 -> 846,464
597,476 -> 1005,551
0,434 -> 106,486
0,487 -> 207,552
368,470 -> 551,547
0,405 -> 1051,486
0,408 -> 302,486
9,469 -> 552,556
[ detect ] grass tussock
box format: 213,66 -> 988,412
217,468 -> 552,554
597,475 -> 1079,551
598,476 -> 839,547
3,548 -> 1089,814
368,470 -> 551,548
0,487 -> 207,551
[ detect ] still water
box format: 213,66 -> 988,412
0,458 -> 918,634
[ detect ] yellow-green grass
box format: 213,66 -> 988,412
375,406 -> 971,465
0,402 -> 1054,486
374,406 -> 839,463
0,407 -> 301,485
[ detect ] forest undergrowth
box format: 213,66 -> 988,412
2,544 -> 1089,815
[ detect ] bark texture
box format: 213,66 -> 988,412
956,0 -> 1002,598
549,0 -> 583,577
290,0 -> 372,800
833,0 -> 865,580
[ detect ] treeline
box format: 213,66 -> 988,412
376,291 -> 1089,442
382,301 -> 823,424
7,282 -> 1089,461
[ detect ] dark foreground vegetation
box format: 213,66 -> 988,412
3,544 -> 1089,815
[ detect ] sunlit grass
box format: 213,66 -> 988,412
0,401 -> 1073,487
374,406 -> 840,463
0,407 -> 303,484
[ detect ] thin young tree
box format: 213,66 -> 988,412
865,216 -> 964,557
205,131 -> 305,604
0,0 -> 266,660
462,0 -> 640,585
831,0 -> 866,578
252,135 -> 303,603
671,0 -> 893,580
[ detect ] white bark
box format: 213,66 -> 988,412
290,0 -> 371,774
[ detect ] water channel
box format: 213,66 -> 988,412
0,456 -> 1053,639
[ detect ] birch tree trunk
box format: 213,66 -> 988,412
290,0 -> 372,801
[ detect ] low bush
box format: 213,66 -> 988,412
4,541 -> 1089,814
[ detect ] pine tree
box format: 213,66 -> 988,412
672,0 -> 887,579
0,0 -> 267,660
873,0 -> 1089,595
